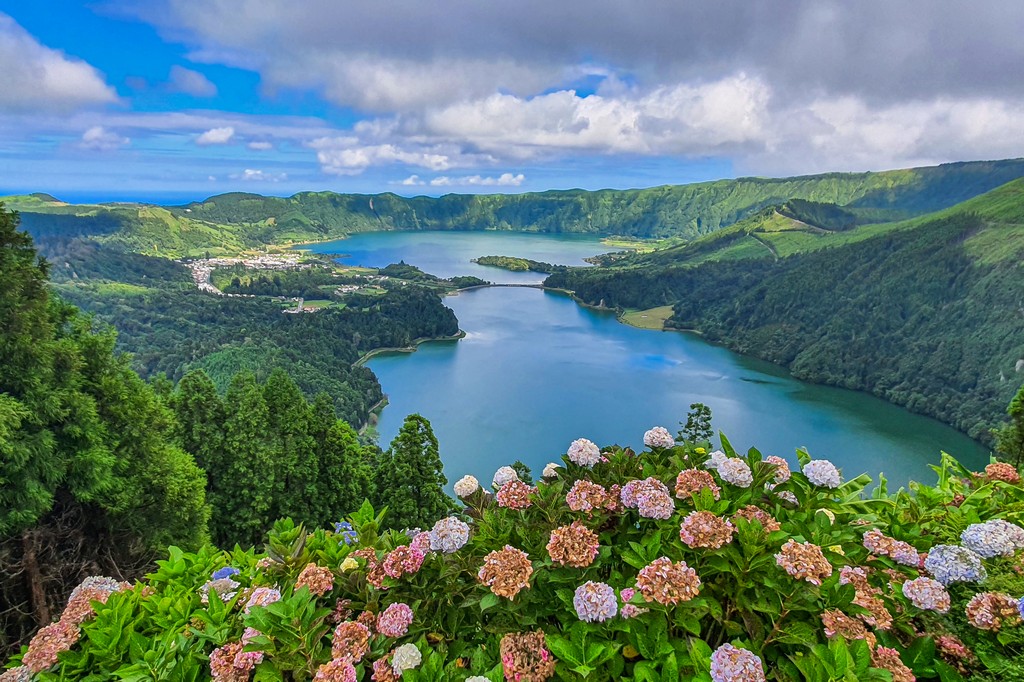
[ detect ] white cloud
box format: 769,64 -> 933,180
247,140 -> 273,150
168,65 -> 217,97
230,168 -> 288,182
78,126 -> 129,151
399,174 -> 424,185
0,14 -> 116,112
309,139 -> 455,175
195,125 -> 235,145
429,173 -> 525,187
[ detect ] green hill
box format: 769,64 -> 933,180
6,158 -> 1024,258
546,178 -> 1024,441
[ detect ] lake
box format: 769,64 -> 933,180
304,231 -> 990,488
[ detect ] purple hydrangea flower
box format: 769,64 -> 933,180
710,643 -> 765,682
924,544 -> 987,585
573,581 -> 618,622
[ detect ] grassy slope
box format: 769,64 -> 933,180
6,158 -> 1024,258
545,179 -> 1024,441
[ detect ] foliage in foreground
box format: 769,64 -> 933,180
6,432 -> 1024,681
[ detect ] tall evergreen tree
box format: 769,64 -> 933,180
378,414 -> 451,530
994,383 -> 1024,467
263,368 -> 320,525
317,419 -> 374,524
214,372 -> 276,547
171,369 -> 226,474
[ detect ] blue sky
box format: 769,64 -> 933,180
2,1 -> 1024,203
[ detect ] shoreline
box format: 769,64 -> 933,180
353,330 -> 467,367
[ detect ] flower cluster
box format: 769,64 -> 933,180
924,544 -> 987,585
965,592 -> 1021,631
618,587 -> 649,619
454,474 -> 480,497
629,477 -> 675,519
313,657 -> 357,682
565,479 -> 610,512
492,466 -> 519,488
331,621 -> 371,662
212,566 -> 240,581
717,457 -> 753,487
704,449 -> 727,470
573,581 -> 618,622
643,426 -> 675,449
376,603 -> 414,638
984,461 -> 1021,484
295,563 -> 334,597
566,438 -> 601,467
391,643 -> 422,676
21,620 -> 80,674
802,459 -> 842,488
862,529 -> 920,566
478,545 -> 533,599
763,455 -> 791,483
382,545 -> 426,579
500,631 -> 556,682
334,521 -> 359,545
678,510 -> 735,549
209,641 -> 249,681
244,586 -> 281,613
902,576 -> 950,612
429,516 -> 470,553
496,479 -> 535,509
674,468 -> 721,500
870,646 -> 915,682
200,576 -> 240,604
62,576 -> 130,625
542,462 -> 560,478
960,519 -> 1024,558
546,521 -> 600,568
775,540 -> 833,585
731,505 -> 781,532
635,557 -> 701,605
710,644 -> 765,682
821,609 -> 875,646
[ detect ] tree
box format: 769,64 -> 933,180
377,414 -> 451,530
214,372 -> 276,547
679,402 -> 714,443
511,460 -> 534,485
993,383 -> 1024,467
317,420 -> 374,524
171,369 -> 226,473
263,368 -> 319,524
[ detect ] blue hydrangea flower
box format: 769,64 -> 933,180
961,519 -> 1024,558
924,544 -> 987,585
1018,595 -> 1024,619
211,566 -> 240,581
573,581 -> 618,622
335,521 -> 358,545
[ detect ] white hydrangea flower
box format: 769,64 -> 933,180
391,643 -> 422,674
567,438 -> 601,467
803,459 -> 842,488
717,457 -> 753,488
492,466 -> 519,488
705,450 -> 727,470
542,462 -> 561,478
454,475 -> 480,498
643,426 -> 675,449
429,516 -> 470,553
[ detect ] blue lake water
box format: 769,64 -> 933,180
305,231 -> 990,489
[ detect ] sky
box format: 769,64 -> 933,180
1,1 -> 1024,203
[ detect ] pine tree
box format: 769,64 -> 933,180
994,384 -> 1024,467
378,414 -> 451,530
171,370 -> 226,474
678,402 -> 714,443
215,371 -> 276,547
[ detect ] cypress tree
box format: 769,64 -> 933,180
378,413 -> 451,530
317,419 -> 374,524
215,371 -> 276,547
263,368 -> 320,525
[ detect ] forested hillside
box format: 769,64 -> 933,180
5,158 -> 1024,257
546,180 -> 1024,441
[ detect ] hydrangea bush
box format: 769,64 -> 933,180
5,431 -> 1024,681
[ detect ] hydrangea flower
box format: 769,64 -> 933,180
492,466 -> 519,488
21,620 -> 80,674
764,455 -> 791,483
635,557 -> 701,605
391,643 -> 422,675
705,450 -> 727,470
200,577 -> 240,604
547,521 -> 600,568
643,426 -> 675,449
961,519 -> 1024,558
573,581 -> 618,622
802,459 -> 842,488
870,646 -> 914,682
633,477 -> 675,519
454,474 -> 480,497
619,587 -> 650,619
965,592 -> 1021,631
332,621 -> 371,662
984,461 -> 1021,484
731,505 -> 781,532
478,546 -> 533,599
542,462 -> 560,478
924,544 -> 987,585
496,479 -> 535,509
429,516 -> 470,553
296,563 -> 334,597
567,438 -> 602,467
314,657 -> 357,682
62,576 -> 130,625
775,540 -> 832,585
565,479 -> 610,513
902,577 -> 951,612
675,469 -> 721,500
244,586 -> 282,613
679,510 -> 735,549
376,603 -> 414,638
212,566 -> 240,581
710,643 -> 765,682
821,609 -> 874,646
717,458 -> 753,487
499,631 -> 556,682
381,544 -> 426,579
334,521 -> 359,546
